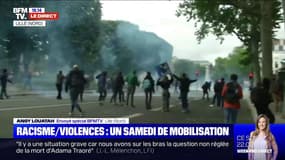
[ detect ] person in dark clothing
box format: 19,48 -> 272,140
109,76 -> 116,104
0,69 -> 12,99
210,78 -> 224,107
79,71 -> 87,102
126,70 -> 140,107
110,72 -> 125,105
173,73 -> 197,113
65,65 -> 85,116
250,78 -> 275,123
96,71 -> 108,105
24,71 -> 32,90
56,70 -> 65,100
210,80 -> 218,107
142,72 -> 155,110
202,81 -> 210,100
271,75 -> 283,113
218,78 -> 225,107
157,74 -> 173,112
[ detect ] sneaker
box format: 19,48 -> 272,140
209,104 -> 214,107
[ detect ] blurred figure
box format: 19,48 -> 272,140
142,72 -> 155,110
222,74 -> 243,124
24,71 -> 32,90
271,74 -> 283,113
251,78 -> 275,123
79,71 -> 87,102
201,81 -> 210,100
210,80 -> 219,107
56,70 -> 65,100
0,69 -> 12,99
96,71 -> 108,105
116,72 -> 125,105
210,78 -> 224,107
249,72 -> 254,91
173,73 -> 197,113
65,65 -> 85,116
173,79 -> 180,95
157,74 -> 173,112
126,70 -> 140,107
110,72 -> 125,105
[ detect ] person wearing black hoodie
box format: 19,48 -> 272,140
65,65 -> 85,116
173,73 -> 197,113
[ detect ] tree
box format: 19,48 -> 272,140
177,0 -> 282,80
212,46 -> 251,81
0,0 -> 102,76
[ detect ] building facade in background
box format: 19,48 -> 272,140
273,38 -> 285,74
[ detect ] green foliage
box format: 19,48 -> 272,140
0,0 -> 102,75
212,46 -> 251,80
177,0 -> 282,79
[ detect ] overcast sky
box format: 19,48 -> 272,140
101,0 -> 285,64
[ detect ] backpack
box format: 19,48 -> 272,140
224,82 -> 239,103
142,79 -> 151,89
250,87 -> 273,105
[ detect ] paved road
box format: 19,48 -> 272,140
0,89 -> 256,138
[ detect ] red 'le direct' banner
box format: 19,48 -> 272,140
28,12 -> 59,20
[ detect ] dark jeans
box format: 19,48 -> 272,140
145,88 -> 152,109
111,87 -> 124,104
56,84 -> 62,99
98,86 -> 107,101
0,85 -> 9,98
162,89 -> 170,112
255,103 -> 275,123
70,87 -> 82,113
212,92 -> 222,107
202,90 -> 209,100
127,85 -> 136,106
180,91 -> 188,110
224,108 -> 239,124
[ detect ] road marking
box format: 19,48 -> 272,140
150,104 -> 175,111
121,105 -> 176,119
122,113 -> 144,119
0,101 -> 99,112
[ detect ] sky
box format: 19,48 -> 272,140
101,0 -> 285,64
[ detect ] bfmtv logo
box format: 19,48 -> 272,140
13,7 -> 58,27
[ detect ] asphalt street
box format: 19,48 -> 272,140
0,89 -> 255,138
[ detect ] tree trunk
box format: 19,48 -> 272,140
283,0 -> 285,29
250,37 -> 261,83
260,0 -> 273,79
